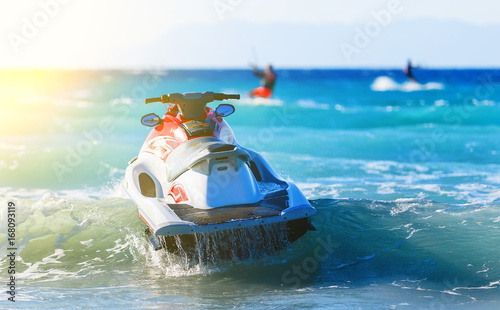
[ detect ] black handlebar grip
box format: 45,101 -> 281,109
213,93 -> 240,100
145,97 -> 162,104
213,93 -> 225,100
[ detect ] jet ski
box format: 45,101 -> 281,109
121,91 -> 316,258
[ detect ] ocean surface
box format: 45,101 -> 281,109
0,69 -> 499,309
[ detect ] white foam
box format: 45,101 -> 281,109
371,76 -> 399,91
19,249 -> 69,280
106,238 -> 131,259
296,182 -> 341,199
472,99 -> 496,106
258,181 -> 284,194
371,76 -> 444,92
80,239 -> 94,248
486,175 -> 500,183
238,97 -> 283,106
364,160 -> 403,173
0,185 -> 121,201
377,183 -> 396,195
454,184 -> 500,205
297,99 -> 329,110
434,99 -> 449,107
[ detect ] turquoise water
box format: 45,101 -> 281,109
0,69 -> 499,309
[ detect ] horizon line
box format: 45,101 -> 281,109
1,66 -> 500,71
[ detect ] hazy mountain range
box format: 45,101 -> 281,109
5,18 -> 500,69
136,19 -> 500,69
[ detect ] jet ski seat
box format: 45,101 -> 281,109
165,137 -> 250,182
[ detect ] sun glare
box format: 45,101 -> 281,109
0,70 -> 86,135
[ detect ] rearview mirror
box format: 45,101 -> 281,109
215,104 -> 235,117
141,113 -> 162,127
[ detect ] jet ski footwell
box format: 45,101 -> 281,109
145,217 -> 314,255
137,187 -> 316,256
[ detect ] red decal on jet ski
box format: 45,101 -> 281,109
142,136 -> 180,161
168,182 -> 188,203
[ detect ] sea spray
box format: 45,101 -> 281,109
0,196 -> 144,282
156,222 -> 291,265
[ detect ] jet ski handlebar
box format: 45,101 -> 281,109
145,92 -> 240,104
213,93 -> 240,100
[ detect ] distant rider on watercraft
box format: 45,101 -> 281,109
249,64 -> 276,98
404,59 -> 418,83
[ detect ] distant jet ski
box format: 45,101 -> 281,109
249,65 -> 276,98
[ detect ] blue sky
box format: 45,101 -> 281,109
1,0 -> 500,68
